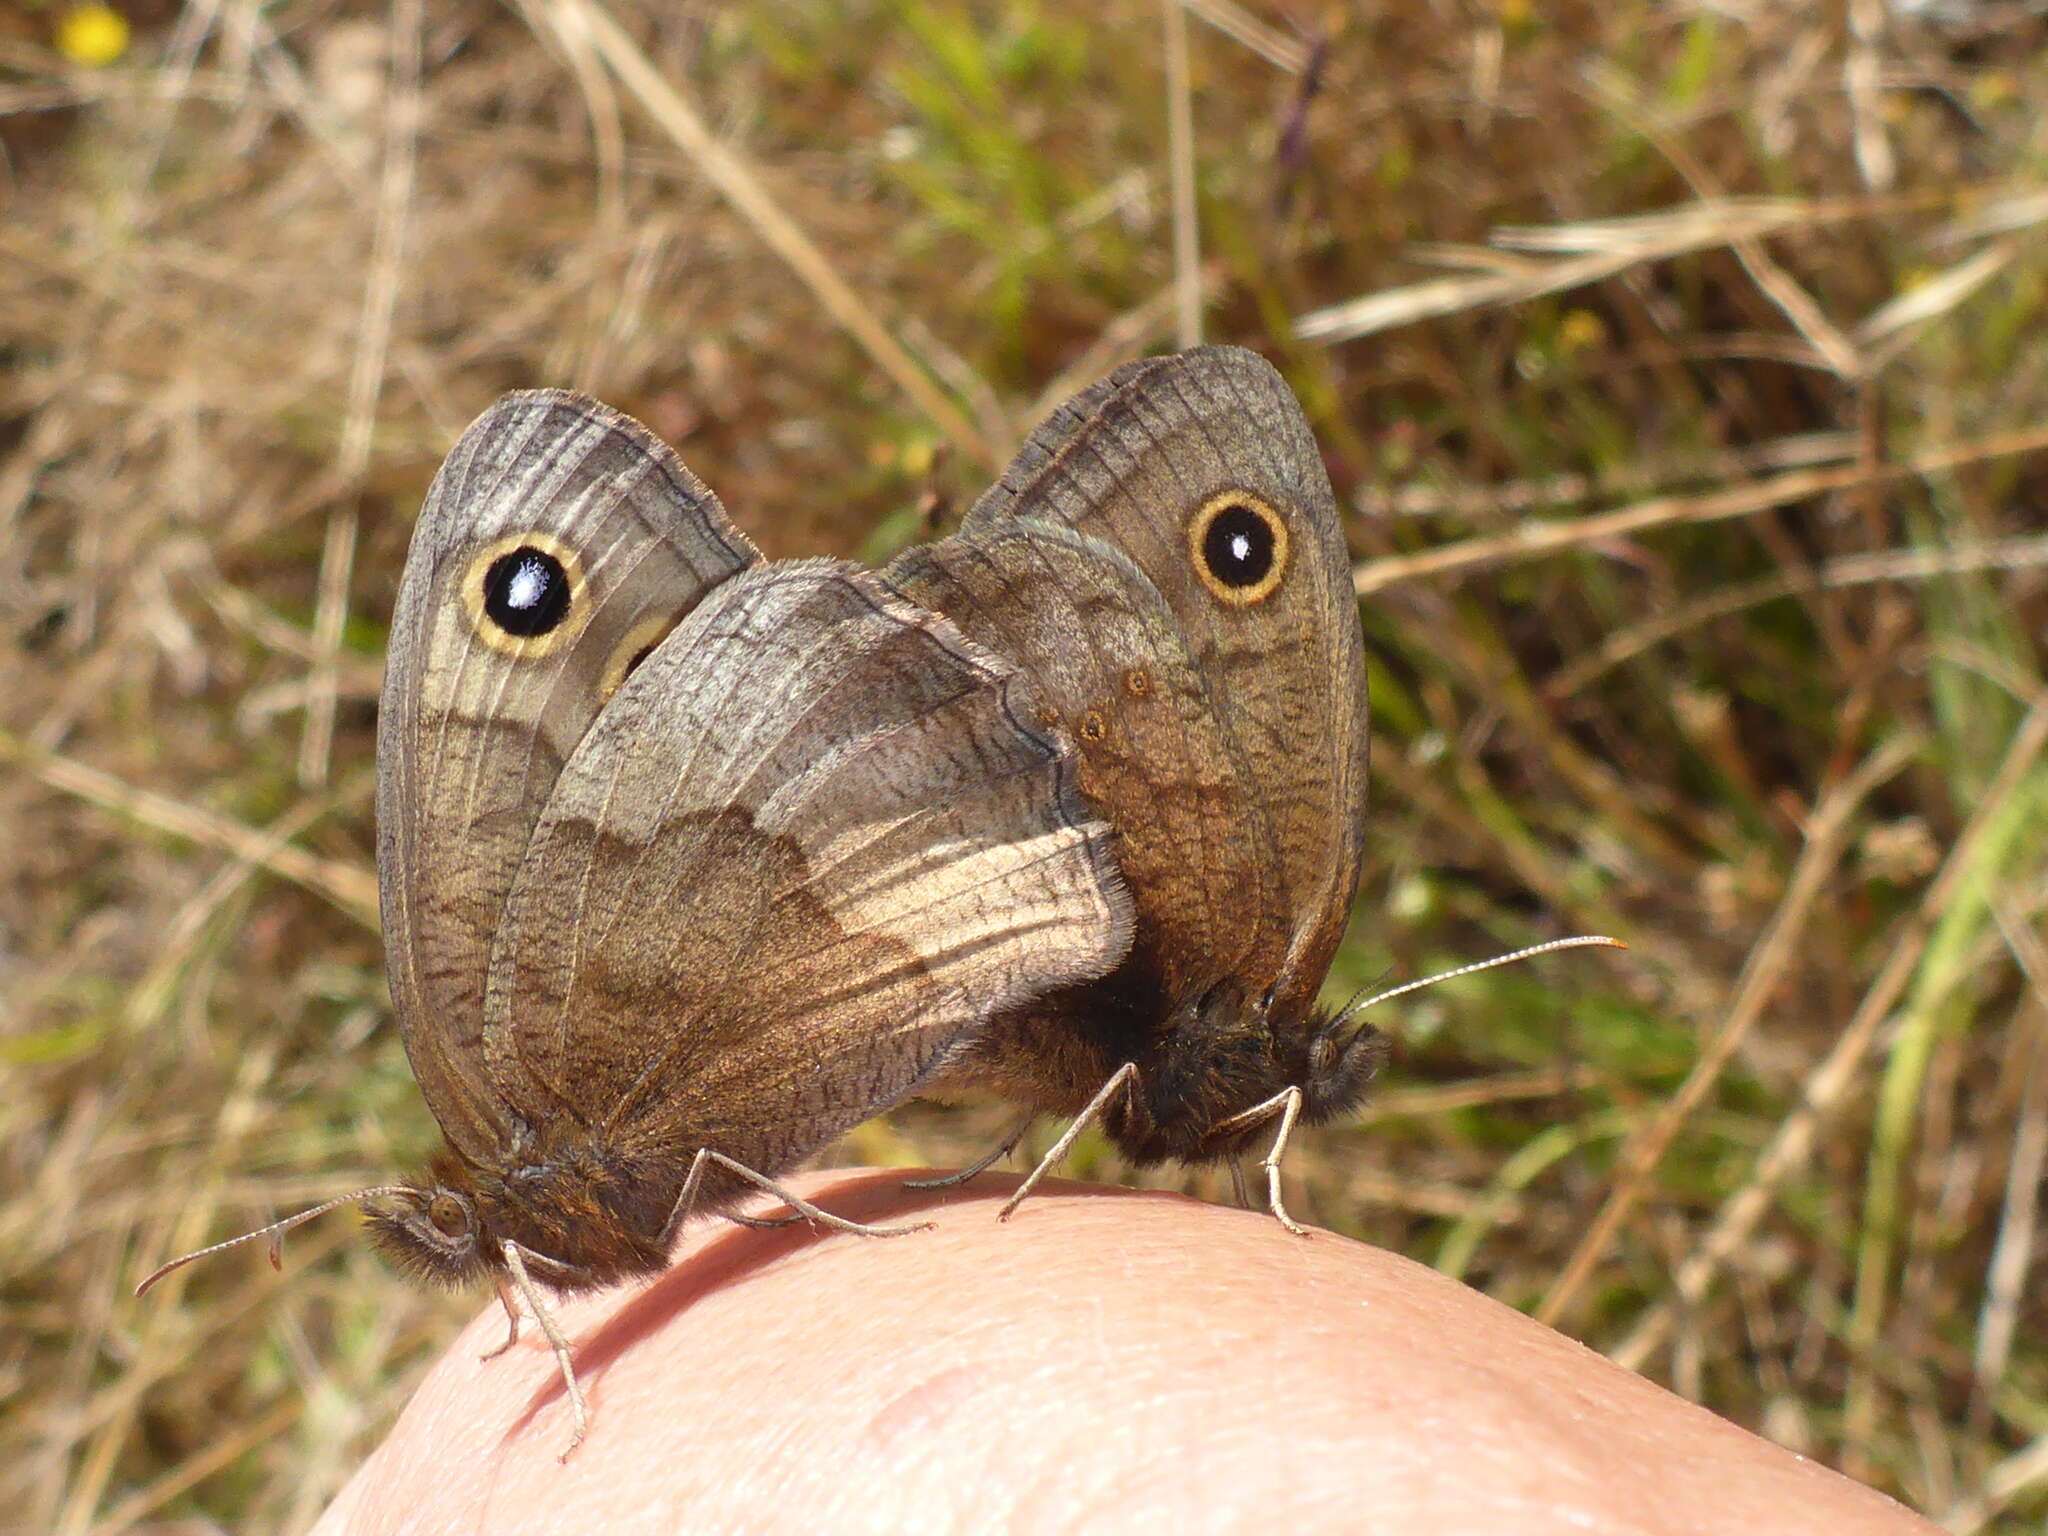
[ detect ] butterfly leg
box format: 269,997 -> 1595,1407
724,1209 -> 807,1230
997,1063 -> 1140,1222
498,1239 -> 588,1461
1208,1085 -> 1309,1236
660,1148 -> 802,1237
669,1148 -> 934,1239
904,1114 -> 1035,1190
1228,1159 -> 1252,1210
480,1272 -> 523,1360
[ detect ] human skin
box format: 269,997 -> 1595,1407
313,1169 -> 1937,1535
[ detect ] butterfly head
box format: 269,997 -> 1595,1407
1291,1006 -> 1388,1126
362,1151 -> 497,1289
1103,979 -> 1385,1164
365,1143 -> 680,1294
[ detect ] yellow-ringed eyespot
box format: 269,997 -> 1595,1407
1123,667 -> 1152,699
1188,490 -> 1289,606
459,532 -> 589,657
1078,709 -> 1108,742
598,613 -> 682,702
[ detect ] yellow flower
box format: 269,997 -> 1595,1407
1557,308 -> 1608,356
56,4 -> 131,68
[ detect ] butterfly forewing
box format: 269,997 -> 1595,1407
377,390 -> 761,1161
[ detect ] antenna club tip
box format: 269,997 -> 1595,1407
134,1264 -> 176,1298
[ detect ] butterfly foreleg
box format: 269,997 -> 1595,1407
667,1148 -> 934,1240
904,1113 -> 1036,1190
1228,1158 -> 1252,1209
659,1147 -> 804,1235
498,1239 -> 589,1461
481,1271 -> 523,1360
997,1062 -> 1141,1222
1207,1084 -> 1309,1236
723,1208 -> 808,1229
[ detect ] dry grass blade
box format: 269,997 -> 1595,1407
1297,245 -> 1652,345
1177,0 -> 1308,74
1723,222 -> 1859,379
1844,0 -> 1895,192
1968,906 -> 2048,1437
1481,189 -> 1962,254
1614,692 -> 2048,1373
1538,732 -> 1923,1328
1578,64 -> 1860,378
1357,431 -> 1860,519
1353,423 -> 2048,596
1163,0 -> 1201,351
298,0 -> 421,790
525,0 -> 627,232
1545,534 -> 2048,698
541,0 -> 994,470
1300,187 -> 1977,346
1939,1434 -> 2048,1535
0,730 -> 379,925
297,504 -> 359,790
1299,198 -> 1819,344
1359,1067 -> 1602,1121
1859,244 -> 2016,347
1930,186 -> 2048,246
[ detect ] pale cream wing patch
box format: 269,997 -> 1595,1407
479,560 -> 1132,1172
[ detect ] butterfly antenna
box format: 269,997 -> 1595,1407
135,1184 -> 416,1297
1327,935 -> 1626,1035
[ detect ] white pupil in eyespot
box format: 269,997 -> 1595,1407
1229,532 -> 1253,564
504,560 -> 549,611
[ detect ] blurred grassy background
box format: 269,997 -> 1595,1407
4,0 -> 2046,1529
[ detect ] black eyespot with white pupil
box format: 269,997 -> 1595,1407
1188,490 -> 1289,606
1202,503 -> 1274,589
481,547 -> 573,637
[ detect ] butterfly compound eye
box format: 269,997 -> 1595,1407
428,1193 -> 469,1238
460,532 -> 587,656
1189,491 -> 1290,606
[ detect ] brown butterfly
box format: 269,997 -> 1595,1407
887,346 -> 1380,1230
140,390 -> 1133,1452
